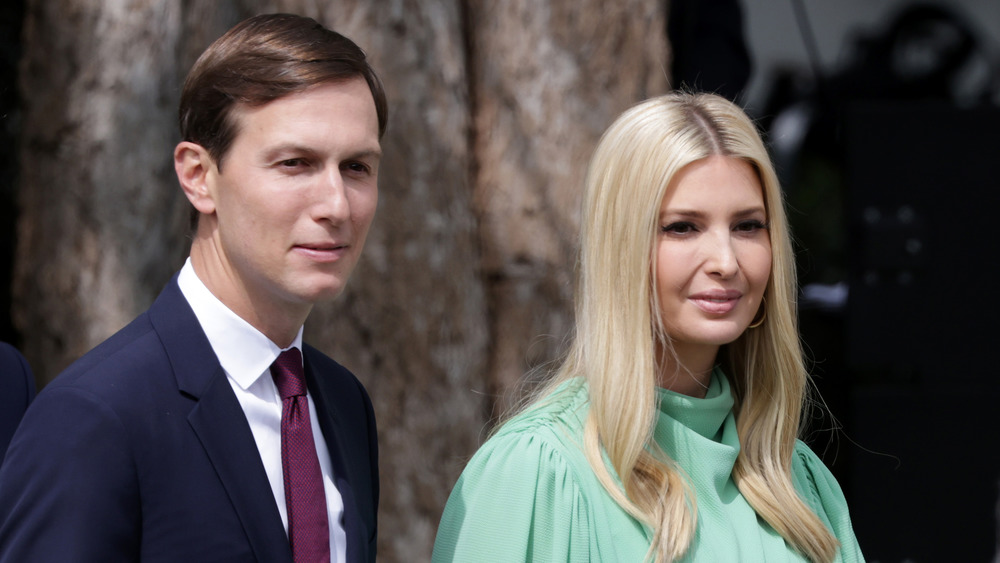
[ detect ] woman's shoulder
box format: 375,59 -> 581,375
791,441 -> 866,562
467,378 -> 592,477
790,441 -> 845,509
433,378 -> 601,561
500,378 -> 589,433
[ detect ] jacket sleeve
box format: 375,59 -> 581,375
0,386 -> 141,562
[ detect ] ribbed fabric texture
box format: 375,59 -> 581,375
271,348 -> 330,563
432,370 -> 865,562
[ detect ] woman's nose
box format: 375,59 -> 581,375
705,233 -> 739,278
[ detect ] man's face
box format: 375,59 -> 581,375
202,77 -> 381,319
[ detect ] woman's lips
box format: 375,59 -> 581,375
689,289 -> 742,314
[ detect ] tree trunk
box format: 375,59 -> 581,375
467,0 -> 669,414
14,0 -> 191,382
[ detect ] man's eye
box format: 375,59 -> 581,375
342,161 -> 370,174
280,159 -> 305,168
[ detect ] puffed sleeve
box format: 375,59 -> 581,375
432,424 -> 593,562
792,442 -> 865,563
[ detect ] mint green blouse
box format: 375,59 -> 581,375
432,371 -> 864,562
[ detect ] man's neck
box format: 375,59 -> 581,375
188,243 -> 309,348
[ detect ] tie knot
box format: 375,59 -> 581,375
270,348 -> 306,399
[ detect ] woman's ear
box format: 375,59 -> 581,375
174,141 -> 217,215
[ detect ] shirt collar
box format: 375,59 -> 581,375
177,258 -> 303,390
657,367 -> 734,440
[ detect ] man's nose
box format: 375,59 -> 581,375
314,168 -> 350,223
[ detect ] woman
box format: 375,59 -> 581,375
432,92 -> 863,562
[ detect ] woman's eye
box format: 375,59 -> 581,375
734,219 -> 767,232
661,222 -> 696,235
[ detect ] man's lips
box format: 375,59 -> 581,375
293,243 -> 348,262
688,289 -> 742,314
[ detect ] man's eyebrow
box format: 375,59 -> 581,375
346,147 -> 383,160
260,144 -> 383,160
260,143 -> 316,160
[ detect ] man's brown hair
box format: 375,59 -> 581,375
179,13 -> 388,170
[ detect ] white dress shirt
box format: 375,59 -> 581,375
178,259 -> 346,563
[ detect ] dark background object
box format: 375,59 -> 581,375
638,2 -> 1000,558
843,101 -> 1000,562
0,0 -> 24,346
759,3 -> 1000,560
668,0 -> 753,101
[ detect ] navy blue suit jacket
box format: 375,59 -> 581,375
0,277 -> 378,562
0,342 -> 35,462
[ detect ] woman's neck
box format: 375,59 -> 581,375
657,342 -> 719,398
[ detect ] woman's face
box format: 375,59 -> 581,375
654,155 -> 772,365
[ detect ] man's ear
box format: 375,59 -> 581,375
174,141 -> 217,215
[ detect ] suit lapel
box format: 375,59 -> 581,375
149,278 -> 292,563
304,352 -> 368,563
187,374 -> 292,563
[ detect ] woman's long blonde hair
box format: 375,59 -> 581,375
529,92 -> 838,562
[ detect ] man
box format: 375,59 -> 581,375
0,13 -> 386,563
0,342 -> 34,461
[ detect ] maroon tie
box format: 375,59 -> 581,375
270,348 -> 331,563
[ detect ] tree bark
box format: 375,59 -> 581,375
467,0 -> 669,414
14,0 -> 190,382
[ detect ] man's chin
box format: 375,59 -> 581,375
298,282 -> 348,304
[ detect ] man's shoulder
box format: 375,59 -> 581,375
301,343 -> 339,368
42,310 -> 174,401
302,344 -> 367,393
0,342 -> 28,368
0,342 -> 32,396
302,344 -> 358,379
49,275 -> 199,395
